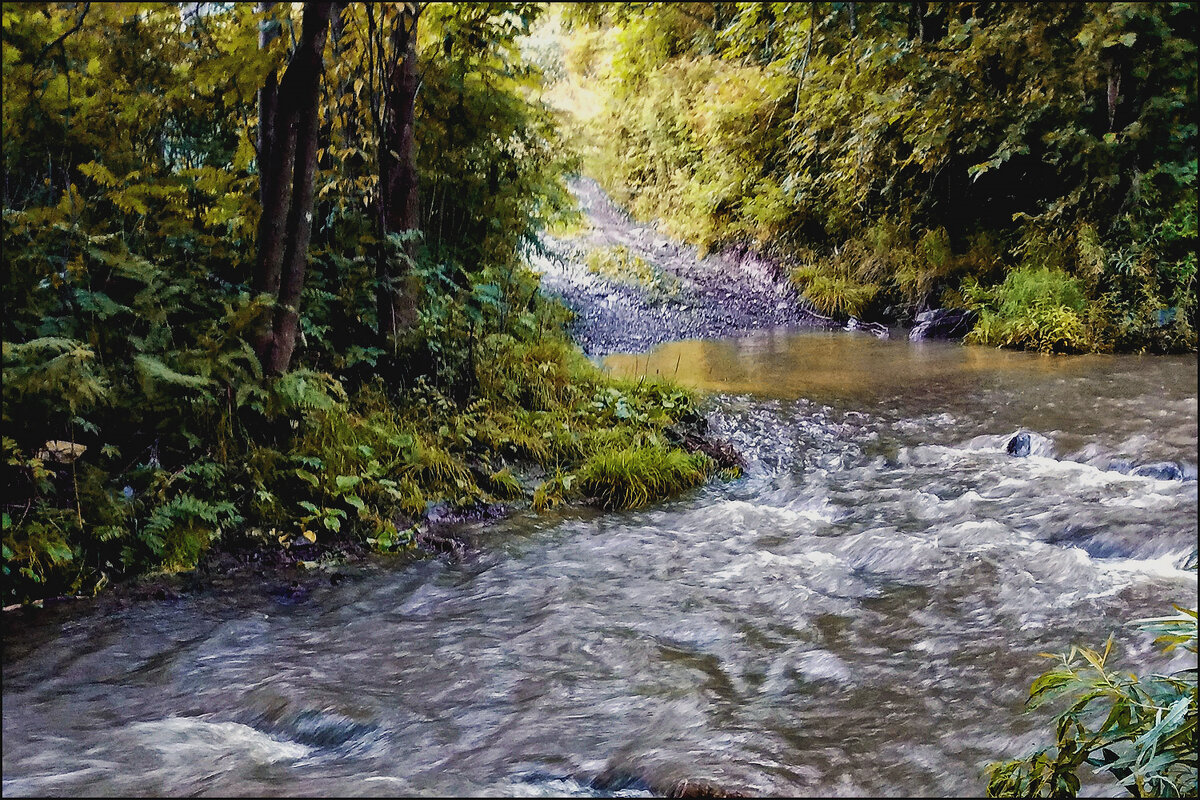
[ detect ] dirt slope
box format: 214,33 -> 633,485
532,178 -> 835,356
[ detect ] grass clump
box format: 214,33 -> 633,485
965,267 -> 1096,353
585,245 -> 682,300
791,264 -> 880,319
577,439 -> 713,509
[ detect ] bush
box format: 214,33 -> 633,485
986,606 -> 1198,798
966,268 -> 1096,353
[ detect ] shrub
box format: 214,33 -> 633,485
986,606 -> 1198,798
966,268 -> 1096,353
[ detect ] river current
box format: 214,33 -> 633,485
3,331 -> 1196,797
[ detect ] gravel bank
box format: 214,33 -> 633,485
532,178 -> 836,356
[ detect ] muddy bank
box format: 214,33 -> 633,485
533,178 -> 836,356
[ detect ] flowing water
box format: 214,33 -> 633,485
3,331 -> 1197,797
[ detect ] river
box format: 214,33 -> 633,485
3,331 -> 1196,797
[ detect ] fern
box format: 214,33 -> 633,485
134,354 -> 214,393
269,369 -> 347,415
4,337 -> 111,412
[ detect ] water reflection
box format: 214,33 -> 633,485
605,330 -> 1121,402
604,331 -> 1198,462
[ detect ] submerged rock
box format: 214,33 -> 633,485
908,308 -> 977,341
1105,457 -> 1194,481
1105,458 -> 1136,474
1130,461 -> 1188,481
287,710 -> 377,749
587,770 -> 745,798
266,581 -> 310,605
588,771 -> 655,793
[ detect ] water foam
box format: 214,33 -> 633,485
128,716 -> 311,762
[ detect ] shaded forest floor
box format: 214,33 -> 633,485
534,178 -> 834,356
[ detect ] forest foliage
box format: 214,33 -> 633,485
549,2 -> 1197,353
2,3 -> 1195,599
1,2 -> 715,604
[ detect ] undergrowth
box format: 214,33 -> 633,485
2,242 -> 721,605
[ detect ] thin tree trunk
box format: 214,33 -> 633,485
252,1 -> 295,355
256,1 -> 334,374
256,2 -> 280,208
378,6 -> 421,340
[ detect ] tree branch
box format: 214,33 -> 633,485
32,2 -> 91,68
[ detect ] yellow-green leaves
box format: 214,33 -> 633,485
987,603 -> 1197,798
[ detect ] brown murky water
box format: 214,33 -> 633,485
4,331 -> 1196,797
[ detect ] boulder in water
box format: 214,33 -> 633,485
908,308 -> 977,341
1007,431 -> 1032,457
1131,462 -> 1186,481
1006,430 -> 1054,458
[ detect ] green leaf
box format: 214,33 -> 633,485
1130,695 -> 1191,753
334,475 -> 361,493
134,354 -> 213,391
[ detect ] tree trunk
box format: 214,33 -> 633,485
253,1 -> 334,375
256,2 -> 280,208
377,6 -> 421,341
252,1 -> 291,349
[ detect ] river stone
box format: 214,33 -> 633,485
1006,431 -> 1032,457
1006,430 -> 1054,458
908,308 -> 977,341
1130,461 -> 1186,481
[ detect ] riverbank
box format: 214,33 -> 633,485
8,178 -> 803,610
534,178 -> 838,357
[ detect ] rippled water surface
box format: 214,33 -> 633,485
4,332 -> 1197,797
